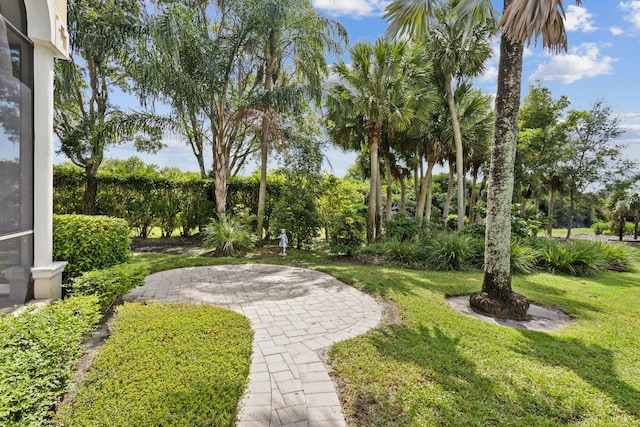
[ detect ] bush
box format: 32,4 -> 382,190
357,242 -> 389,258
384,213 -> 422,242
0,296 -> 101,426
419,232 -> 472,271
67,263 -> 149,309
383,238 -> 421,265
591,221 -> 612,236
202,218 -> 257,256
53,214 -> 131,278
512,217 -> 542,238
56,302 -> 253,426
538,240 -> 606,276
595,242 -> 632,272
330,209 -> 366,256
510,239 -> 537,274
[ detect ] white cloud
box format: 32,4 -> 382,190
312,0 -> 390,17
620,1 -> 640,29
565,5 -> 597,32
610,26 -> 624,36
529,43 -> 617,84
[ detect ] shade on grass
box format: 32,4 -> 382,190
320,261 -> 640,426
56,302 -> 253,426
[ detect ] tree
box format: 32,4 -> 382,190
254,0 -> 346,240
326,39 -> 430,243
515,83 -> 570,229
421,1 -> 492,230
54,0 -> 164,214
562,99 -> 628,238
386,0 -> 582,319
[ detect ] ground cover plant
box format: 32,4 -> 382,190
0,296 -> 101,426
56,302 -> 253,426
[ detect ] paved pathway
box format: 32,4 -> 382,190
124,264 -> 382,427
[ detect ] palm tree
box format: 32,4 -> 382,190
419,1 -> 492,230
386,0 -> 582,319
326,39 -> 429,243
254,0 -> 347,240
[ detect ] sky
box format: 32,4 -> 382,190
74,1 -> 640,178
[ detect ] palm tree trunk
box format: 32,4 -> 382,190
384,147 -> 393,220
444,72 -> 465,231
470,22 -> 529,320
376,164 -> 383,240
367,130 -> 380,243
547,187 -> 555,237
469,170 -> 478,225
443,164 -> 454,221
399,178 -> 406,215
519,198 -> 527,218
256,134 -> 268,239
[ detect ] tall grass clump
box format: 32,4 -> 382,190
595,241 -> 633,272
383,238 -> 420,265
539,240 -> 606,276
419,232 -> 472,271
510,238 -> 537,274
202,218 -> 257,256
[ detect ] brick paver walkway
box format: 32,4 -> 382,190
124,264 -> 382,427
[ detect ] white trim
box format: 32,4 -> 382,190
0,230 -> 34,242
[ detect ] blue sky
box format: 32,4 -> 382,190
84,1 -> 640,178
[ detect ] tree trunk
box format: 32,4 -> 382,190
469,170 -> 478,225
443,164 -> 454,221
444,72 -> 466,231
424,160 -> 436,223
375,164 -> 383,240
367,130 -> 380,243
519,197 -> 527,218
384,147 -> 393,220
546,187 -> 555,237
256,128 -> 268,239
83,168 -> 98,215
470,21 -> 529,320
566,191 -> 575,239
214,136 -> 229,224
399,177 -> 406,215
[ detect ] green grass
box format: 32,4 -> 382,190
551,227 -> 594,238
56,302 -> 253,426
320,252 -> 640,426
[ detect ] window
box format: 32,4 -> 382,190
0,1 -> 33,307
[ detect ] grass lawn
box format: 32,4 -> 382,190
67,242 -> 639,426
56,303 -> 253,426
551,227 -> 594,238
319,253 -> 640,426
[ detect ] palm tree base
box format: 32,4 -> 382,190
469,291 -> 530,320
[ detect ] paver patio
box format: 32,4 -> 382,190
124,264 -> 382,427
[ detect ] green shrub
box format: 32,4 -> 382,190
419,232 -> 472,271
0,296 -> 101,426
510,239 -> 537,274
612,221 -> 635,237
463,223 -> 486,239
202,218 -> 257,256
67,263 -> 149,309
357,242 -> 389,258
595,242 -> 632,272
383,238 -> 420,265
539,240 -> 606,276
591,221 -> 612,236
56,302 -> 253,426
467,237 -> 485,269
384,213 -> 422,242
53,214 -> 131,278
511,217 -> 543,238
329,209 -> 366,256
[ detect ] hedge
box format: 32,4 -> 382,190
0,296 -> 101,426
66,263 -> 149,309
53,214 -> 131,278
53,166 -> 284,237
